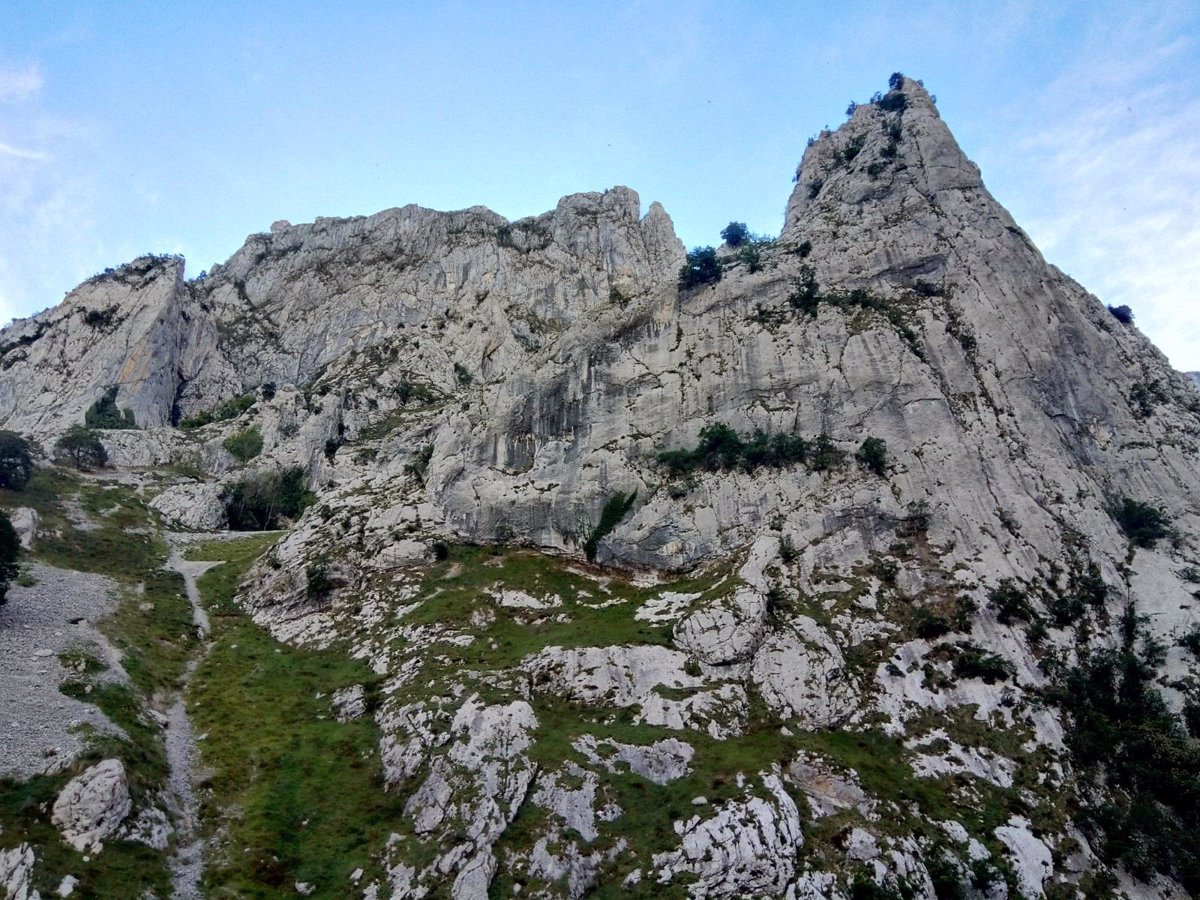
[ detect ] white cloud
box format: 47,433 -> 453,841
0,63 -> 42,103
0,140 -> 46,160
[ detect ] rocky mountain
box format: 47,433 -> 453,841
2,75 -> 1200,900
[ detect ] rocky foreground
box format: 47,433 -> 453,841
2,75 -> 1200,899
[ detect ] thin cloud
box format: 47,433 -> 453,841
0,141 -> 46,160
988,15 -> 1200,370
0,63 -> 43,102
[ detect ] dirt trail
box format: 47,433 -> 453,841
164,543 -> 222,900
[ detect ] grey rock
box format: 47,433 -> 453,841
7,508 -> 37,551
0,844 -> 39,900
51,759 -> 132,853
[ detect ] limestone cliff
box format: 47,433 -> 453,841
2,75 -> 1199,900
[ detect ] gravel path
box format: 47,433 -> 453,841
164,539 -> 222,900
0,563 -> 128,780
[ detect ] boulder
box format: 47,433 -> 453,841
51,759 -> 132,853
148,482 -> 227,531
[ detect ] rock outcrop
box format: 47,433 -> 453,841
50,759 -> 131,853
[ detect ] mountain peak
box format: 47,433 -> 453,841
784,74 -> 982,239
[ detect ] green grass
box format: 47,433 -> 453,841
186,534 -> 407,899
400,545 -> 737,670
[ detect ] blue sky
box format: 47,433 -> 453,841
2,1 -> 1198,367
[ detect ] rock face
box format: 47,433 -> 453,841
51,759 -> 132,853
3,74 -> 1200,899
0,844 -> 40,900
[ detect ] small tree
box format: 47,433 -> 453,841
1109,497 -> 1172,548
855,437 -> 888,476
55,426 -> 108,470
679,247 -> 722,290
888,71 -> 905,91
0,510 -> 19,604
1108,304 -> 1134,324
0,431 -> 33,490
720,222 -> 750,247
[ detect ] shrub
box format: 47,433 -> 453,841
223,426 -> 263,463
223,467 -> 313,531
0,430 -> 33,490
453,363 -> 473,387
952,646 -> 1015,683
856,437 -> 888,476
809,433 -> 846,472
988,579 -> 1034,625
84,386 -> 136,429
658,424 -> 845,477
404,445 -> 434,483
720,222 -> 750,247
396,378 -> 437,406
1053,606 -> 1200,890
787,266 -> 821,315
779,535 -> 798,563
877,91 -> 907,113
1109,497 -> 1172,548
54,426 -> 107,470
888,72 -> 905,91
679,247 -> 722,290
737,244 -> 762,273
179,392 -> 256,429
306,563 -> 333,602
581,490 -> 638,563
913,607 -> 951,640
1108,305 -> 1134,325
0,510 -> 19,605
1179,626 -> 1200,659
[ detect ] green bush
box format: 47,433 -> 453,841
1053,606 -> 1200,890
1179,626 -> 1200,659
1108,305 -> 1134,324
988,579 -> 1034,625
913,607 -> 951,639
223,467 -> 313,531
84,385 -> 136,429
659,424 -> 821,476
306,562 -> 333,602
658,424 -> 853,479
0,510 -> 19,605
223,426 -> 263,463
720,222 -> 750,247
581,491 -> 637,563
179,392 -> 256,429
1109,497 -> 1172,548
679,247 -> 722,290
396,378 -> 437,406
737,244 -> 762,273
855,437 -> 888,476
54,425 -> 107,470
0,430 -> 33,490
453,362 -> 473,387
952,646 -> 1014,683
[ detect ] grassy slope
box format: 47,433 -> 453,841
186,535 -> 407,899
